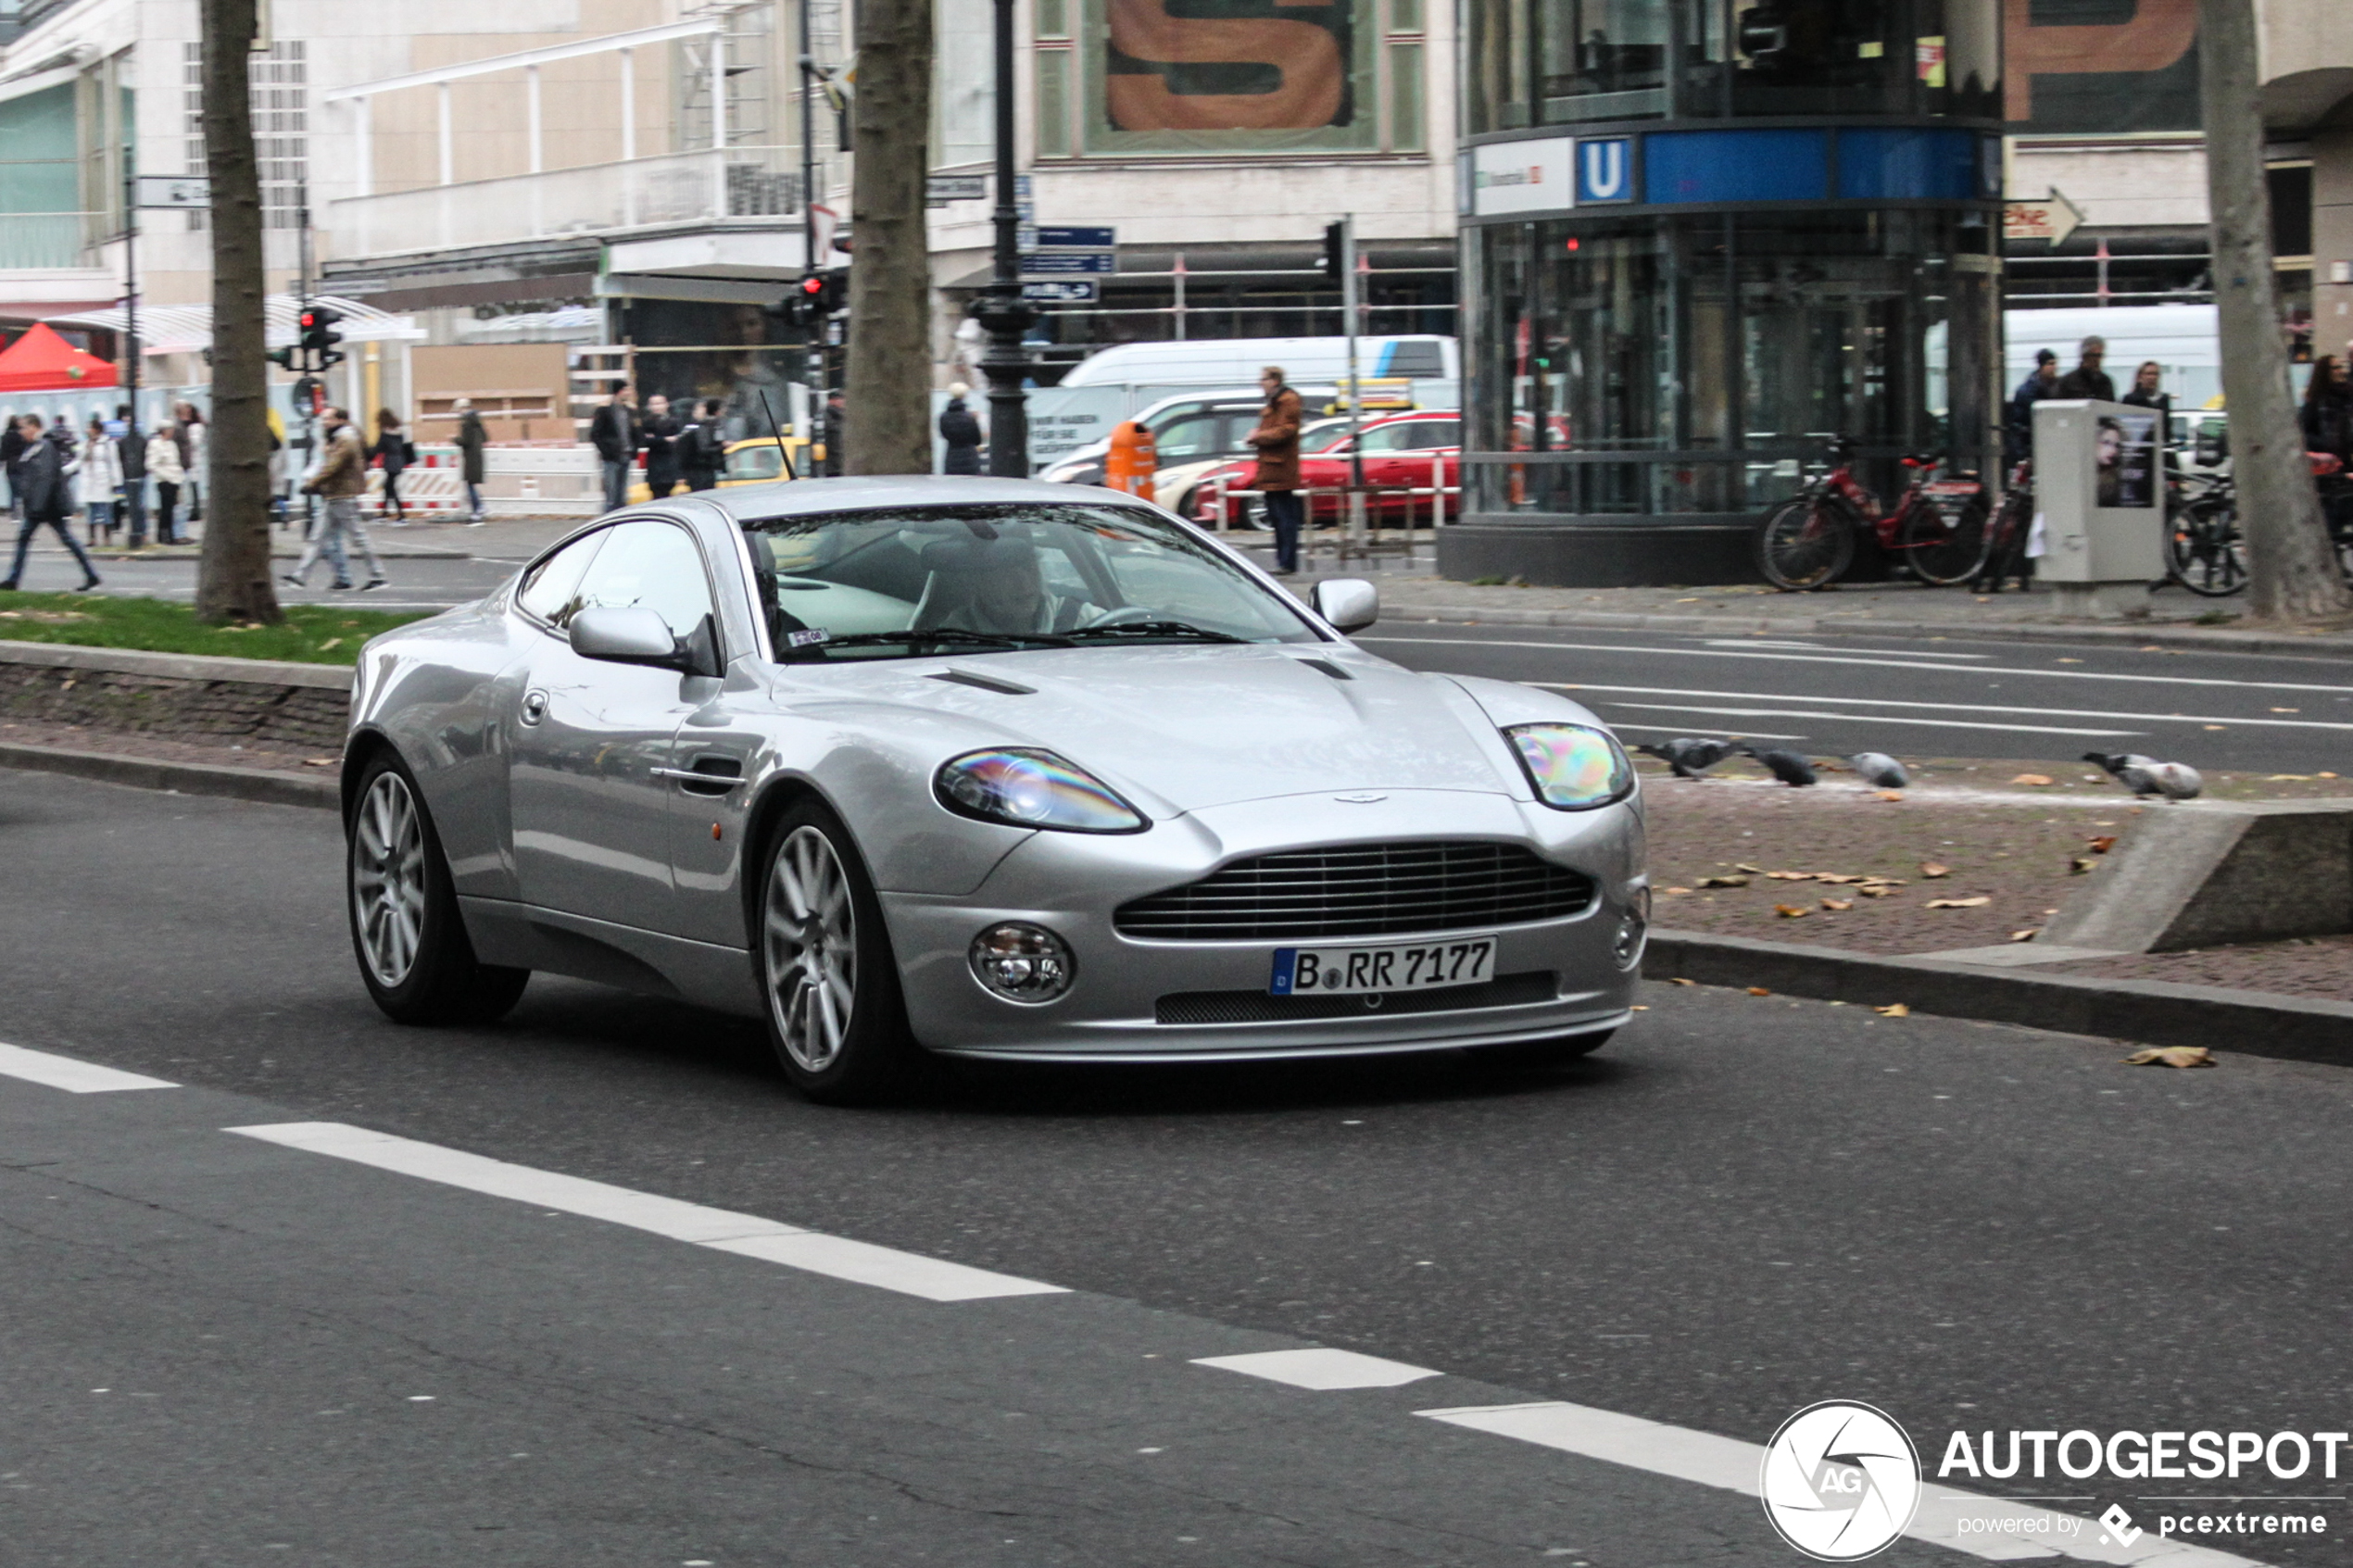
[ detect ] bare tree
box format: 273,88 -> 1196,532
841,0 -> 935,475
193,0 -> 278,624
2201,0 -> 2350,621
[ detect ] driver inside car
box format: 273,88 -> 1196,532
912,531 -> 1097,635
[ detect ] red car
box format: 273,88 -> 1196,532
1187,411 -> 1462,528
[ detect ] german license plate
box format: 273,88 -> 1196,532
1269,938 -> 1495,997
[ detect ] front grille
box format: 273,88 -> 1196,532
1114,841 -> 1596,942
1155,971 -> 1559,1026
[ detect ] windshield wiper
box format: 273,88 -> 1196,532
1060,620 -> 1250,645
783,627 -> 1074,658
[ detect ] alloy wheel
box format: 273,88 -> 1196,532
352,771 -> 426,986
764,825 -> 858,1073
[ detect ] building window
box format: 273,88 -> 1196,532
1037,49 -> 1074,159
182,39 -> 308,230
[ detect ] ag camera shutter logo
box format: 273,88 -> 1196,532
1760,1401 -> 1922,1561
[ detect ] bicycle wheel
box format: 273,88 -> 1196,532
1755,497 -> 1856,591
1898,493 -> 1991,585
2168,499 -> 2246,597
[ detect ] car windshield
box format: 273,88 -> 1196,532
741,503 -> 1321,659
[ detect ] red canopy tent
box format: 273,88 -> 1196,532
0,321 -> 118,392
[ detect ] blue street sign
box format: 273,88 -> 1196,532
1032,225 -> 1115,249
1019,251 -> 1115,275
1577,137 -> 1634,204
1022,280 -> 1098,303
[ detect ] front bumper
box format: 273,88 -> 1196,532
880,789 -> 1644,1061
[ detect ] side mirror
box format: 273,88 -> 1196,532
570,605 -> 693,671
1311,576 -> 1379,634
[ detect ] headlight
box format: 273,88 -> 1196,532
935,748 -> 1148,834
970,922 -> 1076,1002
1505,722 -> 1635,810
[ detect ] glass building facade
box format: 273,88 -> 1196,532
1451,0 -> 2006,584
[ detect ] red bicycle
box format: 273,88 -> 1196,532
1755,438 -> 1992,591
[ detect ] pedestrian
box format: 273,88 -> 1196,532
590,382 -> 638,513
80,413 -> 122,546
2005,349 -> 2059,468
1245,364 -> 1305,575
640,393 -> 682,498
824,391 -> 846,476
2301,355 -> 2353,464
113,403 -> 147,547
284,407 -> 387,592
146,422 -> 185,545
2056,335 -> 2116,401
454,396 -> 488,522
0,414 -> 101,591
938,382 -> 984,475
681,398 -> 725,491
173,401 -> 206,525
372,408 -> 415,524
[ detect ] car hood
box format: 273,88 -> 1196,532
767,643 -> 1542,816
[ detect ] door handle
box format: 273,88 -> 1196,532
520,688 -> 549,725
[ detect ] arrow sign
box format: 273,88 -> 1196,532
2004,188 -> 2084,247
1022,280 -> 1098,303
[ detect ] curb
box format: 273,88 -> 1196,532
1363,602 -> 2353,660
1643,929 -> 2353,1063
0,741 -> 339,810
0,638 -> 353,689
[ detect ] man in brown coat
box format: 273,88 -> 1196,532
1247,365 -> 1305,574
283,408 -> 388,591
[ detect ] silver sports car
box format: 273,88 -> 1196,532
344,476 -> 1646,1101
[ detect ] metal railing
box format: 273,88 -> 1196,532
327,147 -> 800,258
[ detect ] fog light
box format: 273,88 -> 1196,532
969,922 -> 1076,1003
1613,885 -> 1651,970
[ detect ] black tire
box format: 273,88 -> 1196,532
2168,499 -> 2246,597
1898,493 -> 1991,585
346,752 -> 530,1025
1474,1030 -> 1615,1070
754,797 -> 922,1105
1755,497 -> 1856,591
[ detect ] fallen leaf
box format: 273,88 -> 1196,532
1815,874 -> 1863,884
2055,658 -> 2082,663
1856,885 -> 1895,898
1875,1003 -> 1909,1017
2121,1046 -> 2214,1069
2069,857 -> 2098,875
2011,773 -> 2055,786
2266,774 -> 2314,782
2085,835 -> 2117,853
1696,875 -> 1751,889
2323,772 -> 2341,780
1629,1005 -> 1649,1011
303,758 -> 336,767
1773,904 -> 1810,918
1660,886 -> 1692,896
1734,863 -> 1766,874
2008,928 -> 2038,942
1745,987 -> 1772,997
1860,877 -> 1907,887
1819,898 -> 1854,910
1766,871 -> 1814,882
1878,790 -> 1905,801
2203,724 -> 2226,732
1920,862 -> 1951,878
1926,896 -> 1993,909
317,637 -> 343,651
2272,707 -> 2300,713
1670,977 -> 1696,986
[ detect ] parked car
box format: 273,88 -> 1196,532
1038,388 -> 1334,489
1189,411 -> 1463,527
630,437 -> 811,504
343,475 -> 1646,1103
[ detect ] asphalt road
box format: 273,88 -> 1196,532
5,768 -> 2350,1565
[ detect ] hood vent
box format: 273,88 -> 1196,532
929,668 -> 1036,696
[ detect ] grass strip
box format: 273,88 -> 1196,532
0,592 -> 426,665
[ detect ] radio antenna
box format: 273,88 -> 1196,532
756,387 -> 798,483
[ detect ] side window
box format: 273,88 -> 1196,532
571,520 -> 716,640
1428,420 -> 1462,449
1151,414 -> 1222,460
1356,423 -> 1418,454
516,530 -> 610,628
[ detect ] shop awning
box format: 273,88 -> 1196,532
44,294 -> 422,357
0,321 -> 118,392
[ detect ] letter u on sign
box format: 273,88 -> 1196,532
1579,138 -> 1631,204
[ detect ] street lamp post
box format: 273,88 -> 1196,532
970,0 -> 1035,477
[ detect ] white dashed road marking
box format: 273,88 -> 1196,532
227,1122 -> 1066,1302
0,1041 -> 177,1094
1192,1348 -> 1441,1390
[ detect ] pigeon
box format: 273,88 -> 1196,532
2083,751 -> 2202,802
1635,737 -> 1739,780
1738,744 -> 1818,787
1845,752 -> 1909,790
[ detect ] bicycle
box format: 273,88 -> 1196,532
1970,458 -> 2035,594
2165,467 -> 2245,598
1754,438 -> 1992,592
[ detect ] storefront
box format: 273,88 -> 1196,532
1451,1 -> 2007,584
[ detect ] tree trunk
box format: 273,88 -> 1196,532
2201,0 -> 2350,621
841,0 -> 935,475
194,0 -> 279,625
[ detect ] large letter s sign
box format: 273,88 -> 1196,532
1106,0 -> 1351,132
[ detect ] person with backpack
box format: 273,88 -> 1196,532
373,408 -> 416,523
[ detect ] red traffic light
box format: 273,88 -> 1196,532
799,277 -> 824,296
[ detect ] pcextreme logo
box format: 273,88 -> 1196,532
1759,1401 -> 1924,1562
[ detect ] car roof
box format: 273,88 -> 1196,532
709,473 -> 1132,523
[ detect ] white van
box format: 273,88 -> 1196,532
2005,305 -> 2221,410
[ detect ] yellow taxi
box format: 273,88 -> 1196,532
628,436 -> 812,503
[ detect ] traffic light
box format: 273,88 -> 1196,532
299,304 -> 345,368
786,271 -> 848,330
1322,221 -> 1345,282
